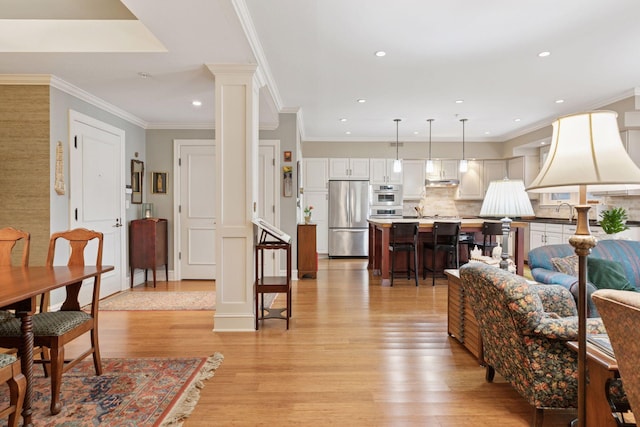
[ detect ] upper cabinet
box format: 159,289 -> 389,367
483,160 -> 507,193
370,159 -> 403,184
426,160 -> 459,181
508,156 -> 540,200
329,158 -> 369,180
303,158 -> 329,192
402,159 -> 426,200
456,160 -> 483,200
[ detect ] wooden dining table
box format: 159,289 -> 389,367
0,265 -> 114,427
368,218 -> 527,286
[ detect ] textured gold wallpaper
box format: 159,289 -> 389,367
0,85 -> 50,266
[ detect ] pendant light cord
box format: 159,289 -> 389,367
394,118 -> 401,160
460,118 -> 467,160
427,119 -> 433,159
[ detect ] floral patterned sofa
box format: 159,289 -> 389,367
459,262 -> 609,426
528,240 -> 640,317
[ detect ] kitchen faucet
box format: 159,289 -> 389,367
556,202 -> 574,223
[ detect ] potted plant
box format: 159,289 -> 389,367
599,207 -> 630,236
304,206 -> 314,224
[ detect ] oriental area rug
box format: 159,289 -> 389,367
97,291 -> 277,311
0,354 -> 223,427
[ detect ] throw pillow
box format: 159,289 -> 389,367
587,257 -> 637,292
551,255 -> 578,276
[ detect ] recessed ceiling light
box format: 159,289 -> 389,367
455,99 -> 464,104
514,118 -> 521,122
541,141 -> 547,145
192,100 -> 202,107
374,51 -> 386,57
484,131 -> 491,135
138,72 -> 151,78
538,51 -> 551,57
413,131 -> 419,135
339,118 -> 347,122
357,99 -> 366,103
555,99 -> 565,104
345,131 -> 351,135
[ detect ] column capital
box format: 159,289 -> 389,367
206,63 -> 257,77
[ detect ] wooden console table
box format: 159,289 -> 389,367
445,269 -> 483,364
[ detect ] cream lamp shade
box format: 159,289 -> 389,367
479,178 -> 533,270
527,110 -> 640,193
480,179 -> 534,218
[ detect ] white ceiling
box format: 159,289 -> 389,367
2,0 -> 640,143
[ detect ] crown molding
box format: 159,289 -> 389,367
232,0 -> 283,110
0,74 -> 149,128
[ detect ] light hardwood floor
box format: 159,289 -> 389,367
68,259 -> 575,426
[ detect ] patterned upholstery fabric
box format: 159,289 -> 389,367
593,289 -> 640,418
0,353 -> 17,369
528,240 -> 640,317
459,263 -> 607,412
0,311 -> 91,337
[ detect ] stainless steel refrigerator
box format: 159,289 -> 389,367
328,180 -> 369,257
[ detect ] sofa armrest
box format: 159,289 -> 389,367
530,268 -> 578,289
530,316 -> 607,340
533,285 -> 577,317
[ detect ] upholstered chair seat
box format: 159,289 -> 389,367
0,311 -> 92,336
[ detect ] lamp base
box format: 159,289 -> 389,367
499,217 -> 512,271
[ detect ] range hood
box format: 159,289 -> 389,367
425,179 -> 460,187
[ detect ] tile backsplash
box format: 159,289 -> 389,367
402,187 -> 640,222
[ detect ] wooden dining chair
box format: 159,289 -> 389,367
0,228 -> 104,415
0,227 -> 30,267
0,354 -> 26,427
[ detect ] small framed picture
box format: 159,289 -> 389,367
284,151 -> 292,162
152,172 -> 168,194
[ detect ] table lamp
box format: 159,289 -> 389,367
527,110 -> 640,427
480,178 -> 534,270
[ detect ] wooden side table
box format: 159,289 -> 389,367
567,340 -> 619,427
129,218 -> 168,288
445,269 -> 484,364
297,223 -> 317,279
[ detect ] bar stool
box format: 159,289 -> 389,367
472,221 -> 503,256
423,222 -> 461,286
389,222 -> 419,286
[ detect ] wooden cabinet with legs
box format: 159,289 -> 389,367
129,218 -> 168,288
297,224 -> 317,279
445,269 -> 483,364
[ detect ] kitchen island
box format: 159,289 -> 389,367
368,218 -> 528,286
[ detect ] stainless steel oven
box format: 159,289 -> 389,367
369,206 -> 403,219
369,184 -> 402,206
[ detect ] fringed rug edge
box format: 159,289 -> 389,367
159,352 -> 224,426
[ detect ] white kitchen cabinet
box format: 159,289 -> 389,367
369,158 -> 402,184
303,191 -> 329,254
426,160 -> 459,181
529,222 -> 565,251
329,158 -> 369,180
508,156 -> 540,200
456,160 -> 483,200
303,158 -> 329,192
402,159 -> 426,200
483,159 -> 508,193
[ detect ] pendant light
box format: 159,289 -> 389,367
459,118 -> 468,173
425,119 -> 434,173
393,118 -> 402,173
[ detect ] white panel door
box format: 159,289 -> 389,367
258,143 -> 278,276
69,111 -> 124,300
179,144 -> 216,279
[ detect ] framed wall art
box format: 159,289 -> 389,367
131,159 -> 144,204
152,171 -> 168,194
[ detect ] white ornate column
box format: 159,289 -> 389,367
207,64 -> 259,331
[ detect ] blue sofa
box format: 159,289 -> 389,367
528,239 -> 640,316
